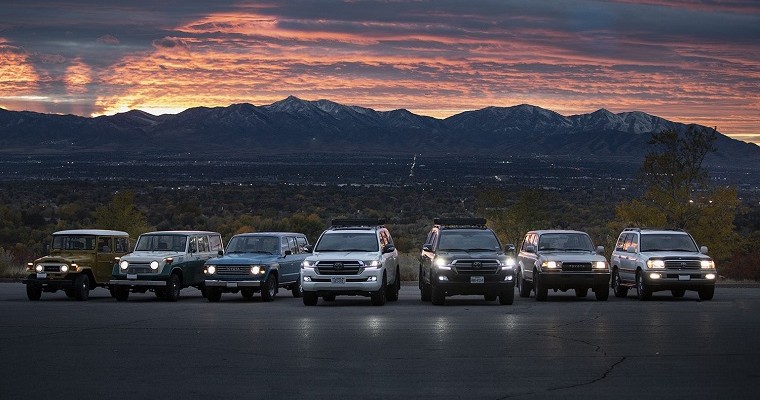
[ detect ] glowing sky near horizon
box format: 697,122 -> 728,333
0,0 -> 758,144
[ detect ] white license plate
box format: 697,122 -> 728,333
36,273 -> 47,279
331,277 -> 346,284
226,282 -> 237,288
471,276 -> 485,284
678,275 -> 691,281
127,274 -> 137,280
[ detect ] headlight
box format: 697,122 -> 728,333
60,265 -> 69,273
251,266 -> 263,275
364,260 -> 379,268
593,261 -> 608,269
206,265 -> 216,275
35,264 -> 43,272
302,260 -> 315,268
542,260 -> 559,269
119,260 -> 129,270
701,260 -> 715,269
150,261 -> 160,270
434,258 -> 451,270
503,258 -> 516,268
647,259 -> 665,269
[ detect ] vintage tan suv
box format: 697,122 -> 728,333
22,229 -> 131,301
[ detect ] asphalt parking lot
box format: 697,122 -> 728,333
1,283 -> 758,400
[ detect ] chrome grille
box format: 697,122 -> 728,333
452,259 -> 500,274
42,265 -> 64,272
561,263 -> 592,272
316,260 -> 363,275
215,265 -> 252,276
664,259 -> 701,270
126,266 -> 152,274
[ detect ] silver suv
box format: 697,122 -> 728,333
300,219 -> 400,306
610,228 -> 717,301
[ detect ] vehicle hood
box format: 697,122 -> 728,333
34,253 -> 93,265
207,253 -> 280,265
641,251 -> 709,260
307,251 -> 378,261
120,251 -> 185,262
538,251 -> 606,262
437,250 -> 504,259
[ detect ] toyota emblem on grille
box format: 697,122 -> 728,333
473,261 -> 482,269
680,262 -> 686,267
334,262 -> 344,270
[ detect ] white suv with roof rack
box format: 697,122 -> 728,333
610,228 -> 717,300
300,219 -> 400,306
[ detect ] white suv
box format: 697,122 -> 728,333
610,228 -> 717,301
301,219 -> 400,306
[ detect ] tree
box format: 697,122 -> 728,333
477,188 -> 549,247
92,191 -> 151,238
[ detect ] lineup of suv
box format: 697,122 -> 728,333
610,228 -> 717,300
22,223 -> 719,303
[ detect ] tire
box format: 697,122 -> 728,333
431,281 -> 445,305
370,273 -> 387,306
206,287 -> 222,302
671,289 -> 686,298
241,289 -> 255,299
612,270 -> 629,298
64,288 -> 76,298
291,279 -> 303,298
698,285 -> 715,301
303,291 -> 318,306
420,268 -> 431,302
534,270 -> 548,302
499,287 -> 514,305
575,288 -> 589,298
595,286 -> 609,301
323,294 -> 336,302
113,285 -> 130,301
73,274 -> 90,301
26,284 -> 42,301
386,267 -> 400,302
636,272 -> 651,301
260,274 -> 277,302
518,270 -> 531,298
484,294 -> 497,301
165,273 -> 181,302
154,288 -> 166,298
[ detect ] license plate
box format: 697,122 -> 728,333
678,275 -> 690,281
36,273 -> 47,279
226,282 -> 237,288
331,277 -> 346,284
127,274 -> 137,280
471,276 -> 484,284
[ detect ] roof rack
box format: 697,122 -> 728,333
434,217 -> 487,227
331,218 -> 386,228
623,227 -> 686,232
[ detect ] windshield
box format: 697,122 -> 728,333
135,235 -> 188,252
538,233 -> 594,252
641,234 -> 698,252
315,232 -> 379,252
226,235 -> 281,254
52,235 -> 96,251
438,230 -> 501,252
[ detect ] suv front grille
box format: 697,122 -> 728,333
215,266 -> 252,276
663,259 -> 701,270
126,265 -> 152,274
316,260 -> 363,275
561,263 -> 592,272
452,259 -> 500,275
43,265 -> 65,272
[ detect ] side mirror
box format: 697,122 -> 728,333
284,250 -> 292,256
596,246 -> 605,255
626,247 -> 637,254
304,245 -> 313,253
422,244 -> 433,252
525,245 -> 536,254
505,244 -> 516,254
382,244 -> 396,254
700,246 -> 708,254
217,250 -> 224,257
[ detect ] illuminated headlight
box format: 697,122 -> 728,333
35,264 -> 44,272
364,260 -> 380,268
435,258 -> 451,270
543,261 -> 559,269
251,266 -> 264,275
706,273 -> 716,280
60,265 -> 69,273
593,261 -> 608,270
150,261 -> 160,270
647,259 -> 665,269
649,272 -> 662,279
205,265 -> 216,275
302,260 -> 315,269
119,260 -> 129,270
502,258 -> 516,269
700,260 -> 715,269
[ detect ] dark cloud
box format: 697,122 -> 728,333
97,34 -> 120,45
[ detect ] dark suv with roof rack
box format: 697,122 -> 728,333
610,228 -> 717,300
419,218 -> 516,305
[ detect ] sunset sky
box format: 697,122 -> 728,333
1,0 -> 758,144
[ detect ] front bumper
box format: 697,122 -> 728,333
433,270 -> 515,295
539,271 -> 611,289
205,279 -> 262,288
301,267 -> 383,295
110,278 -> 168,287
22,276 -> 76,289
641,270 -> 717,290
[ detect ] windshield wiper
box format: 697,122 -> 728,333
564,248 -> 592,251
438,248 -> 469,252
251,251 -> 274,254
466,248 -> 497,252
539,247 -> 562,251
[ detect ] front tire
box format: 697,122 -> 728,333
698,285 -> 715,300
499,287 -> 514,305
291,279 -> 303,298
671,289 -> 686,298
166,273 -> 181,302
612,270 -> 628,298
206,287 -> 222,302
636,272 -> 651,301
534,270 -> 548,302
518,270 -> 531,298
420,267 -> 431,302
370,273 -> 387,306
260,274 -> 277,302
575,288 -> 588,298
595,286 -> 609,301
431,281 -> 445,305
26,283 -> 42,301
113,285 -> 130,301
73,274 -> 90,301
303,291 -> 318,306
484,294 -> 497,301
386,267 -> 400,302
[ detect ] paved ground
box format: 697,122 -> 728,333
1,283 -> 758,399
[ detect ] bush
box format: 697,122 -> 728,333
0,247 -> 25,279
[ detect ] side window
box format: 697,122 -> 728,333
97,237 -> 113,253
385,230 -> 394,246
615,234 -> 627,251
188,236 -> 198,253
296,236 -> 308,252
286,237 -> 298,254
197,236 -> 210,253
623,233 -> 637,252
428,231 -> 439,249
520,235 -> 530,251
209,235 -> 223,252
379,230 -> 389,247
115,237 -> 129,252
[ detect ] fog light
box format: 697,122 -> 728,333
367,276 -> 377,282
650,273 -> 662,279
505,275 -> 513,281
303,276 -> 312,282
706,273 -> 716,280
438,276 -> 448,282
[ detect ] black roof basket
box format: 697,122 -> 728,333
331,218 -> 386,228
434,217 -> 487,227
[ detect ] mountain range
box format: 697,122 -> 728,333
1,96 -> 758,167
